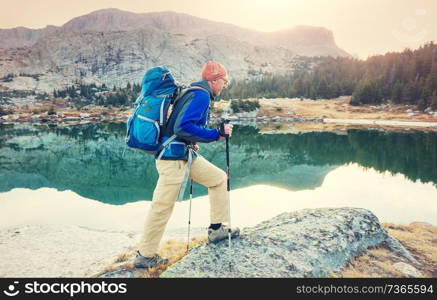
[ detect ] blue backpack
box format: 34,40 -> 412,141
125,66 -> 204,155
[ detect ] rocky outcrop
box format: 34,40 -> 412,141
0,28 -> 296,92
161,207 -> 419,278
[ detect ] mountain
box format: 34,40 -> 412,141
264,25 -> 351,57
0,8 -> 351,92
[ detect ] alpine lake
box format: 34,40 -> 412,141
0,121 -> 436,230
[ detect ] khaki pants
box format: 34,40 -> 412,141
137,155 -> 229,257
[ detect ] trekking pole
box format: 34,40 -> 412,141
223,119 -> 233,273
186,178 -> 193,253
223,119 -> 232,251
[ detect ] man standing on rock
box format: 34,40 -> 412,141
135,61 -> 240,268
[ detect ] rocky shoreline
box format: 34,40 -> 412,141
2,96 -> 437,130
0,113 -> 324,124
0,111 -> 128,124
0,113 -> 437,130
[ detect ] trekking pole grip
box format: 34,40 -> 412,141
219,119 -> 231,138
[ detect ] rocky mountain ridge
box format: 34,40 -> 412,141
0,8 -> 350,92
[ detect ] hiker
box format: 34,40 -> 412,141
135,61 -> 240,268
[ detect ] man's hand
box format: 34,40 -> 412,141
219,123 -> 233,139
193,144 -> 200,151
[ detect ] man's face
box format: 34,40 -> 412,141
210,76 -> 229,96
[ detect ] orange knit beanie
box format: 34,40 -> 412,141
201,61 -> 228,81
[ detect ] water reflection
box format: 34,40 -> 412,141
1,163 -> 436,231
0,123 -> 436,205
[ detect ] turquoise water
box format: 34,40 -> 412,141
0,122 -> 436,206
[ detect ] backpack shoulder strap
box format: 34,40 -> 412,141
172,86 -> 209,104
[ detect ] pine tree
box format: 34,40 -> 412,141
221,42 -> 436,109
430,92 -> 437,110
391,81 -> 403,104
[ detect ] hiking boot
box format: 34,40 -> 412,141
134,251 -> 169,268
208,224 -> 240,244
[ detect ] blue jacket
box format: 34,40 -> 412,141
157,80 -> 220,160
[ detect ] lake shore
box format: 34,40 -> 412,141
1,96 -> 437,131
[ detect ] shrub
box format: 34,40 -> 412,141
0,73 -> 15,82
350,96 -> 361,106
48,106 -> 56,115
230,99 -> 260,113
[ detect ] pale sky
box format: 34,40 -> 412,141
0,0 -> 436,59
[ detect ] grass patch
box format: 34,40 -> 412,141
332,222 -> 437,278
93,236 -> 208,278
